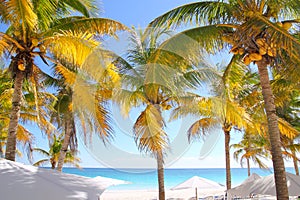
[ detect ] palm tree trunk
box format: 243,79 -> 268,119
0,143 -> 4,158
157,151 -> 165,200
5,71 -> 24,161
224,130 -> 231,189
56,118 -> 73,171
257,60 -> 288,200
292,151 -> 299,176
247,158 -> 251,177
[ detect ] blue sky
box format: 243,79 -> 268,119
12,0 -> 289,169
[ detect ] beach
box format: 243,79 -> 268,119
101,188 -> 225,200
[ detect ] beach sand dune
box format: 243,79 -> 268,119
101,188 -> 225,200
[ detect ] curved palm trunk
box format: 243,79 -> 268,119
5,72 -> 24,161
247,158 -> 251,177
157,151 -> 165,200
257,60 -> 288,199
292,151 -> 299,176
224,130 -> 231,189
56,117 -> 74,171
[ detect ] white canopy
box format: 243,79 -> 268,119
171,176 -> 225,190
226,173 -> 261,198
0,159 -> 128,200
227,172 -> 300,198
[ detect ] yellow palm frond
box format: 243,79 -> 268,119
6,0 -> 37,37
43,17 -> 128,38
133,104 -> 168,154
55,65 -> 77,85
16,124 -> 33,145
278,118 -> 299,139
113,89 -> 146,117
44,31 -> 99,67
187,118 -> 218,142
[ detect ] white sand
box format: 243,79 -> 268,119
100,188 -> 225,200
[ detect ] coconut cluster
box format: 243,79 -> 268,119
228,21 -> 293,65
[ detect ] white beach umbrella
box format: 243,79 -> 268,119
0,159 -> 128,200
171,176 -> 226,199
227,172 -> 300,198
226,173 -> 262,198
171,176 -> 225,190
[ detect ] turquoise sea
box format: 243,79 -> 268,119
62,167 -> 297,190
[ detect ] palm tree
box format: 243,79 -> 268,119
32,134 -> 80,169
231,133 -> 270,176
0,0 -> 126,161
281,136 -> 300,175
0,68 -> 54,159
41,52 -> 119,171
149,1 -> 300,198
113,27 -> 209,200
171,61 -> 252,189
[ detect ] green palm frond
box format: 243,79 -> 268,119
133,105 -> 168,154
43,17 -> 128,37
61,0 -> 95,17
32,0 -> 61,30
32,148 -> 50,157
33,158 -> 49,167
187,117 -> 218,142
155,25 -> 232,55
148,1 -> 233,29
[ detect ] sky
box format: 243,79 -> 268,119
11,0 -> 290,169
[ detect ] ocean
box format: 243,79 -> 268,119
62,167 -> 297,190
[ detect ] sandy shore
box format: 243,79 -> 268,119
100,188 -> 225,200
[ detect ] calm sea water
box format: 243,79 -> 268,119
62,167 -> 297,190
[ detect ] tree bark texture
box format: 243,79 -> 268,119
5,72 -> 24,161
257,60 -> 288,200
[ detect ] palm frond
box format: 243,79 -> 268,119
16,124 -> 33,145
113,89 -> 146,117
32,148 -> 50,157
44,31 -> 99,67
154,25 -> 232,56
187,117 -> 218,142
0,1 -> 9,23
133,105 -> 168,154
278,118 -> 299,139
6,0 -> 37,35
61,0 -> 96,17
148,1 -> 233,29
55,65 -> 77,85
241,15 -> 300,64
43,17 -> 128,37
33,159 -> 50,167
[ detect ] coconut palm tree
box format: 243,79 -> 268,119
45,58 -> 118,171
149,1 -> 300,198
171,61 -> 253,189
231,133 -> 270,176
113,27 -> 211,200
32,134 -> 80,169
0,68 -> 54,159
0,0 -> 126,161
